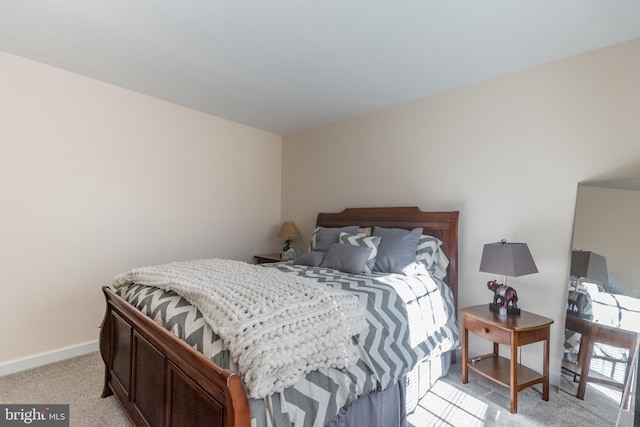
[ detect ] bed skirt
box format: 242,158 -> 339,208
328,351 -> 452,427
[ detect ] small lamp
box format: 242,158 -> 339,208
570,250 -> 608,291
480,239 -> 538,315
277,221 -> 301,259
567,250 -> 607,319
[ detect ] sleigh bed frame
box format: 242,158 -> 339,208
99,206 -> 459,427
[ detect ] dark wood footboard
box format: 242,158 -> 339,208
99,286 -> 250,427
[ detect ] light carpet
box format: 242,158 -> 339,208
0,351 -> 634,426
422,356 -> 635,427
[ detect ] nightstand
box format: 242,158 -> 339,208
253,253 -> 284,264
461,305 -> 554,413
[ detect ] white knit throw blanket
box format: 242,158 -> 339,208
113,259 -> 367,399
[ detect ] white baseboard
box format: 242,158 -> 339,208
0,340 -> 99,377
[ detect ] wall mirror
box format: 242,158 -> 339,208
562,177 -> 640,424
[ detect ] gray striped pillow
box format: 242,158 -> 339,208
416,235 -> 449,279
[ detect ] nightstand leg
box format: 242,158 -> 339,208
462,320 -> 468,384
543,327 -> 550,401
510,336 -> 518,413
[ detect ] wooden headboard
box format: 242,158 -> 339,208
316,206 -> 460,310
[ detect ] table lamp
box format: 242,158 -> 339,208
277,221 -> 301,259
570,250 -> 608,291
567,250 -> 608,319
480,239 -> 538,315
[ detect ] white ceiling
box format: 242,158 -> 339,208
1,1 -> 639,135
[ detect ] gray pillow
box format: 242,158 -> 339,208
311,226 -> 359,252
339,232 -> 381,273
373,227 -> 423,274
320,243 -> 372,274
292,251 -> 326,267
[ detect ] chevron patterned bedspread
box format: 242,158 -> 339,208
116,263 -> 460,427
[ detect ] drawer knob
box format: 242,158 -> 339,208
482,328 -> 489,334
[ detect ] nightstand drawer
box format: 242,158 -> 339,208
466,317 -> 511,345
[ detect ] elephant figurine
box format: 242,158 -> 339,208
487,280 -> 518,309
567,291 -> 592,319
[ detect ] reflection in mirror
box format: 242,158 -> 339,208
567,250 -> 608,320
562,178 -> 640,425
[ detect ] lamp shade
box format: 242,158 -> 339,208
570,250 -> 608,285
277,221 -> 301,239
480,240 -> 538,277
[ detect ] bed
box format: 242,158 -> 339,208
99,206 -> 460,427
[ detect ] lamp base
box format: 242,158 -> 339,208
489,303 -> 520,315
281,249 -> 297,260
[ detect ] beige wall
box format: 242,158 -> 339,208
573,185 -> 640,297
3,38 -> 640,382
0,51 -> 282,364
282,38 -> 640,383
